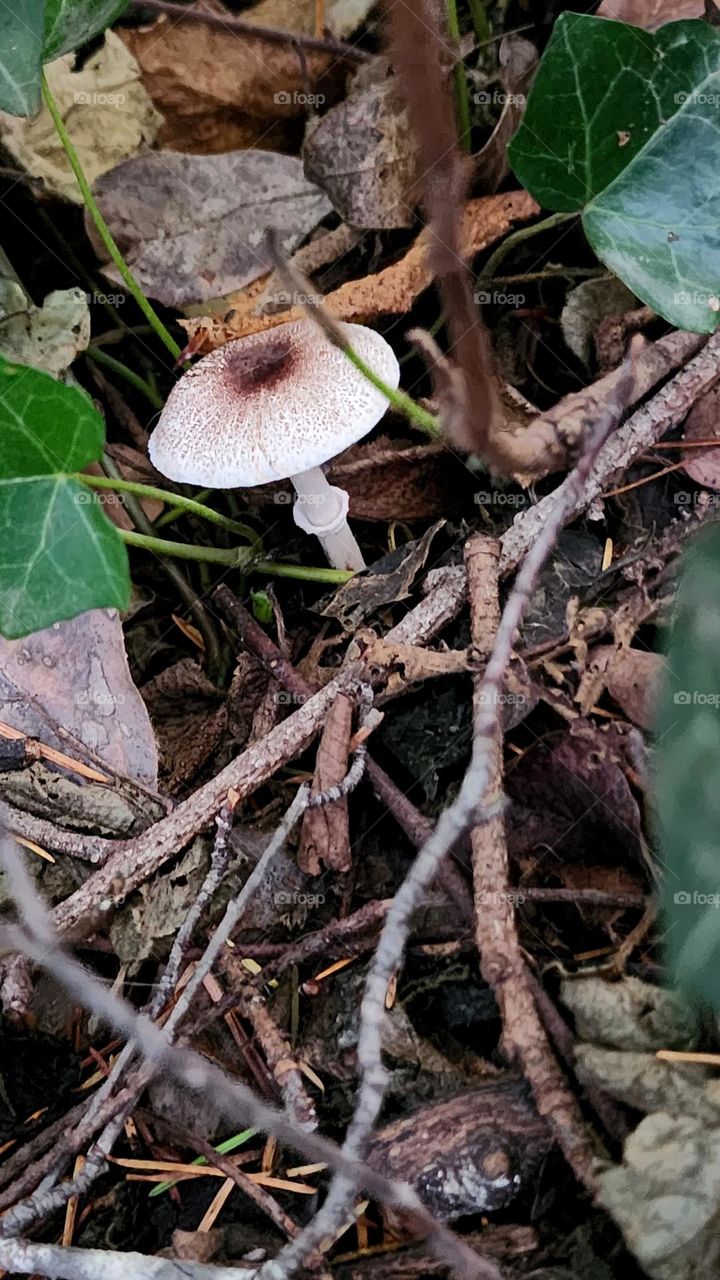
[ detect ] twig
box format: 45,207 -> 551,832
509,328 -> 707,484
465,535 -> 600,1190
164,789 -> 311,1040
500,329 -> 720,572
0,918 -> 496,1280
0,798 -> 238,1231
213,586 -> 473,917
131,0 -> 371,61
0,1235 -> 258,1280
223,961 -> 318,1132
51,662 -> 368,941
20,563 -> 474,938
385,0 -> 510,458
257,343 -> 642,1280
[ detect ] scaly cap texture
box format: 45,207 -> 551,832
148,320 -> 400,487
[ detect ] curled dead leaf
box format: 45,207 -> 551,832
0,33 -> 162,204
580,645 -> 663,730
183,190 -> 540,352
681,384 -> 720,493
596,0 -> 705,25
119,0 -> 345,153
303,78 -> 417,229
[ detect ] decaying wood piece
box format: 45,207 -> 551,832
214,587 -> 473,917
50,662 -> 368,942
298,692 -> 353,875
500,329 -> 720,573
466,535 -> 602,1191
223,957 -> 318,1133
506,328 -> 707,484
369,1079 -> 551,1220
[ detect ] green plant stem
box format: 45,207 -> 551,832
342,344 -> 440,437
41,75 -> 181,360
489,266 -> 608,285
119,529 -> 249,566
76,472 -> 259,544
468,0 -> 490,42
101,453 -> 223,674
254,559 -> 353,584
446,0 -> 472,149
479,211 -> 576,281
149,1128 -> 257,1198
120,534 -> 354,584
85,347 -> 164,410
154,488 -> 213,529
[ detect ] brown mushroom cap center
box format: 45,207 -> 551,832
223,333 -> 298,395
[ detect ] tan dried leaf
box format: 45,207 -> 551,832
183,190 -> 540,352
0,33 -> 162,203
0,284 -> 90,378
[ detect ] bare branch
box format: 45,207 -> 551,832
0,1235 -> 256,1280
256,342 -> 642,1280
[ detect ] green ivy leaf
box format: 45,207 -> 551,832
0,0 -> 45,116
0,0 -> 129,117
655,524 -> 720,1010
508,15 -> 720,332
0,358 -> 130,638
43,0 -> 129,63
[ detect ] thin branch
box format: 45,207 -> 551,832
131,0 -> 371,60
466,534 -> 601,1189
0,915 -> 491,1280
0,1235 -> 257,1280
256,342 -> 642,1280
500,329 -> 720,572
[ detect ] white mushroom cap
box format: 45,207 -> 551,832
148,319 -> 400,488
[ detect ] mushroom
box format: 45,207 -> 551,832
148,319 -> 400,571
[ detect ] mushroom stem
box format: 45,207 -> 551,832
290,466 -> 366,572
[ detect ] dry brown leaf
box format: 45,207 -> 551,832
141,659 -> 226,794
681,384 -> 720,492
357,631 -> 471,700
580,645 -> 663,730
596,0 -> 705,24
0,611 -> 158,786
298,692 -> 353,874
119,0 -> 344,152
245,438 -> 466,520
321,521 -> 444,630
329,438 -> 468,520
475,35 -> 537,192
183,189 -> 540,352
